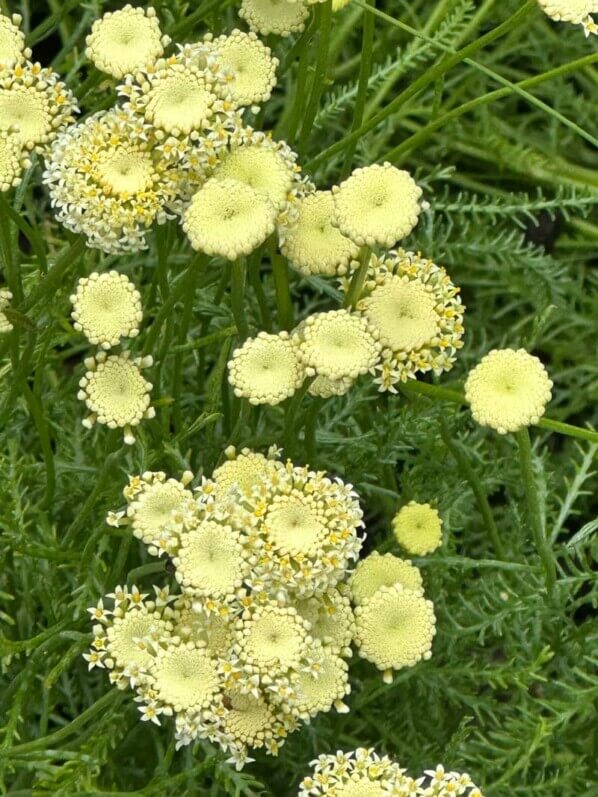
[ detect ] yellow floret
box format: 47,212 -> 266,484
85,5 -> 169,78
464,348 -> 553,435
392,501 -> 443,556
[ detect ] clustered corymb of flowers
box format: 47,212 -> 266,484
0,13 -> 77,193
537,0 -> 598,36
298,749 -> 485,797
70,271 -> 154,444
229,247 -> 465,399
87,448 -> 438,767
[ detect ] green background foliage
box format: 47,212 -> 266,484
0,1 -> 597,794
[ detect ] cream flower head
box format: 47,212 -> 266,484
0,289 -> 13,332
0,126 -> 31,192
356,249 -> 465,391
121,471 -> 194,554
349,552 -> 423,605
208,29 -> 279,106
212,129 -> 300,212
244,461 -> 364,598
280,190 -> 359,276
85,5 -> 170,78
294,644 -> 350,719
219,690 -> 280,752
228,331 -> 305,405
145,640 -> 221,715
77,351 -> 154,444
308,374 -> 355,399
537,0 -> 598,35
239,0 -> 310,37
392,501 -> 443,556
354,583 -> 436,681
298,748 -> 410,797
295,309 -> 381,381
84,587 -> 172,689
0,14 -> 31,67
0,61 -> 77,154
293,589 -> 354,655
172,596 -> 234,658
212,447 -> 283,500
174,519 -> 248,597
44,109 -> 187,253
182,177 -> 277,259
332,163 -> 423,248
465,348 -> 553,435
70,271 -> 142,349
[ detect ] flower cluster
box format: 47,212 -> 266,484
71,272 -> 154,444
0,14 -> 77,192
298,749 -> 485,797
228,247 -> 463,403
89,448 -> 365,768
537,0 -> 598,36
349,551 -> 436,683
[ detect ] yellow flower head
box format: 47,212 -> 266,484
294,643 -> 350,719
350,551 -> 423,605
208,29 -> 279,106
84,587 -> 172,689
280,190 -> 359,277
293,589 -> 355,655
174,519 -> 248,598
298,748 -> 410,797
537,0 -> 598,36
332,163 -> 423,248
121,470 -> 194,553
219,690 -> 282,753
77,351 -> 154,444
356,249 -> 465,391
85,5 -> 170,78
308,374 -> 355,399
295,309 -> 381,381
145,640 -> 221,714
212,129 -> 299,212
465,348 -> 553,435
0,61 -> 77,154
44,109 -> 187,253
354,583 -> 436,680
244,461 -> 364,598
70,271 -> 142,349
228,331 -> 305,405
0,126 -> 31,192
172,595 -> 234,658
213,447 -> 283,500
183,177 -> 277,259
239,0 -> 310,37
0,289 -> 13,332
392,501 -> 443,556
0,14 -> 31,67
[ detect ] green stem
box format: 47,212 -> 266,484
385,52 -> 598,163
248,259 -> 273,332
343,246 -> 371,308
270,241 -> 294,330
400,380 -> 598,445
515,428 -> 556,597
230,258 -> 249,340
439,421 -> 505,559
307,0 -> 536,170
283,378 -> 315,458
0,194 -> 22,303
299,1 -> 333,149
341,0 -> 376,177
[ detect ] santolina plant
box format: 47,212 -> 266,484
0,2 -> 596,796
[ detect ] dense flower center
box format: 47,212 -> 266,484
95,150 -> 154,195
0,87 -> 47,144
364,279 -> 439,351
265,496 -> 326,554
